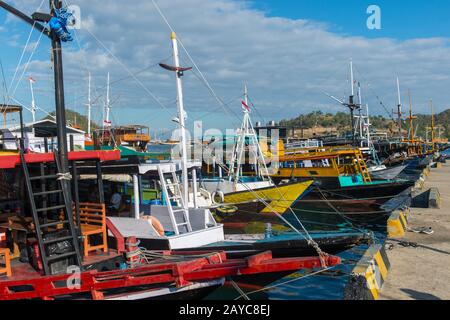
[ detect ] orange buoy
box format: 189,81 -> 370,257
146,216 -> 165,236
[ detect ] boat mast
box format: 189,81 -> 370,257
0,0 -> 72,170
348,59 -> 358,145
396,77 -> 403,139
407,90 -> 417,140
104,72 -> 111,129
430,99 -> 435,143
87,72 -> 92,137
357,81 -> 363,140
228,84 -> 270,183
29,76 -> 36,134
170,32 -> 189,206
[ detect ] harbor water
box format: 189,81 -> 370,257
206,220 -> 388,300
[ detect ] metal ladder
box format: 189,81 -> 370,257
354,150 -> 372,183
157,166 -> 192,235
20,151 -> 82,275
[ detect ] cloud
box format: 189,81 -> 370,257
3,0 -> 450,130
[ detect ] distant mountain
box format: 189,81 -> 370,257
44,109 -> 99,133
280,109 -> 450,139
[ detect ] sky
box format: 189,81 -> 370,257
0,0 -> 449,137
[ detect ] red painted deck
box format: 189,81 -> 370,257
0,150 -> 121,169
1,250 -> 122,282
0,250 -> 341,300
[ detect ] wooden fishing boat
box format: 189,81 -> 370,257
200,86 -> 314,219
269,144 -> 413,217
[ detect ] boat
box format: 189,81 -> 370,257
270,143 -> 413,218
368,164 -> 408,180
200,86 -> 313,227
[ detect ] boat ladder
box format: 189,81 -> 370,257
20,151 -> 82,275
157,166 -> 192,235
354,150 -> 372,183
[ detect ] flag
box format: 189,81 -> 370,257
241,100 -> 250,111
29,76 -> 36,83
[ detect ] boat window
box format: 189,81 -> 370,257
295,161 -> 305,168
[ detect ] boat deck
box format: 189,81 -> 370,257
0,250 -> 123,283
0,150 -> 121,169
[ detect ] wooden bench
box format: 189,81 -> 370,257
0,248 -> 12,277
77,203 -> 108,257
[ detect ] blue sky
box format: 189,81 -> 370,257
248,0 -> 450,39
1,0 -> 449,134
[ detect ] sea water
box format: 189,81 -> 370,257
205,222 -> 387,300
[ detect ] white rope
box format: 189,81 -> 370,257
3,0 -> 46,112
6,28 -> 46,112
57,172 -> 72,180
230,280 -> 250,301
9,96 -> 56,120
83,28 -> 171,114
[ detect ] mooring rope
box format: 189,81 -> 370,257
233,266 -> 336,300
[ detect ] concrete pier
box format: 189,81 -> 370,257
379,162 -> 450,300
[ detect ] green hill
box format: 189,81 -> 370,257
280,109 -> 450,139
44,109 -> 99,133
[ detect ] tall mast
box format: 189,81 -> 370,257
348,59 -> 357,145
29,76 -> 36,134
350,59 -> 355,97
104,72 -> 111,129
357,81 -> 363,139
87,72 -> 91,137
396,77 -> 403,138
170,32 -> 189,206
407,90 -> 417,140
430,99 -> 435,143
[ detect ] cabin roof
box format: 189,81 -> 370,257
0,104 -> 22,114
113,125 -> 149,130
8,119 -> 85,136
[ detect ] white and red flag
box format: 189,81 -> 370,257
28,76 -> 36,83
241,100 -> 250,111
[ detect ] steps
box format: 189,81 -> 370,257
20,151 -> 82,275
157,166 -> 192,235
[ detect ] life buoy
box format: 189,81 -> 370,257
145,216 -> 165,236
212,191 -> 225,204
216,205 -> 238,218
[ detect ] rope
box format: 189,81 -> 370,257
315,188 -> 378,243
236,180 -> 330,267
57,172 -> 72,181
83,27 -> 171,114
8,27 -> 46,108
233,266 -> 336,300
229,280 -> 250,301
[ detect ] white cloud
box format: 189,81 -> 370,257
3,0 -> 450,130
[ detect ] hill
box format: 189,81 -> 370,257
43,109 -> 100,133
280,109 -> 450,139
